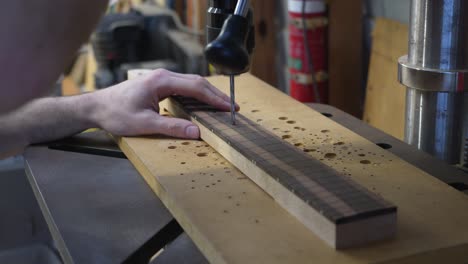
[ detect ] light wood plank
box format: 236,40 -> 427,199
165,96 -> 397,249
363,18 -> 408,140
118,73 -> 468,263
250,0 -> 277,86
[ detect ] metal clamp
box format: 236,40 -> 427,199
398,55 -> 468,92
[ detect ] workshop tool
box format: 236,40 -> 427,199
91,4 -> 207,88
205,0 -> 255,125
398,0 -> 468,165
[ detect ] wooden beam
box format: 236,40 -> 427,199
85,45 -> 97,92
61,76 -> 81,96
165,96 -> 397,249
118,73 -> 468,263
328,0 -> 364,117
250,0 -> 277,86
186,0 -> 207,31
363,18 -> 408,140
174,0 -> 186,25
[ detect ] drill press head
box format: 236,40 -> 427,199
205,0 -> 255,75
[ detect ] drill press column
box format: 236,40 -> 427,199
398,0 -> 468,164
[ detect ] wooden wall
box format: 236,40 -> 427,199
328,0 -> 364,118
363,18 -> 408,140
250,0 -> 278,87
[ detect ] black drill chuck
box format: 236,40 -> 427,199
205,0 -> 254,75
205,15 -> 250,75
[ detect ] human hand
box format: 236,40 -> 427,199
93,69 -> 239,139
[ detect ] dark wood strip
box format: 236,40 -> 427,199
173,96 -> 396,224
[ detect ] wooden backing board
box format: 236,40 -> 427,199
363,18 -> 408,140
167,96 -> 397,249
118,73 -> 468,263
250,0 -> 277,87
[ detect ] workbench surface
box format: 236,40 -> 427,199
117,74 -> 468,263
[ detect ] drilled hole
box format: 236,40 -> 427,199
303,148 -> 316,153
376,143 -> 393,149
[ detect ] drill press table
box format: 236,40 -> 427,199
25,75 -> 468,263
119,74 -> 468,263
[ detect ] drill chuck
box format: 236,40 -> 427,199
205,15 -> 250,75
205,0 -> 255,75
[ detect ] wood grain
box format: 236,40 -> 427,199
363,18 -> 408,140
118,73 -> 468,263
328,0 -> 364,117
250,0 -> 277,86
167,96 -> 397,249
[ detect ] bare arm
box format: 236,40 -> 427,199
0,70 -> 237,158
0,93 -> 98,158
0,0 -> 108,113
0,2 -> 238,158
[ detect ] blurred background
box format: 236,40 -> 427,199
61,0 -> 411,141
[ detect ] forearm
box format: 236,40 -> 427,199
0,93 -> 99,158
0,69 -> 236,158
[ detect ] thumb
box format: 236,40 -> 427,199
149,115 -> 200,139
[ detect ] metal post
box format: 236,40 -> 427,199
398,0 -> 468,164
234,0 -> 250,17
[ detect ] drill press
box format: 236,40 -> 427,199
205,0 -> 255,125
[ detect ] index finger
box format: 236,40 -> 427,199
167,72 -> 240,110
154,73 -> 232,111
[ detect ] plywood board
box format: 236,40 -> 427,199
118,74 -> 468,263
166,96 -> 397,249
364,18 -> 408,140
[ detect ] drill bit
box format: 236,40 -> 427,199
229,75 -> 236,125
